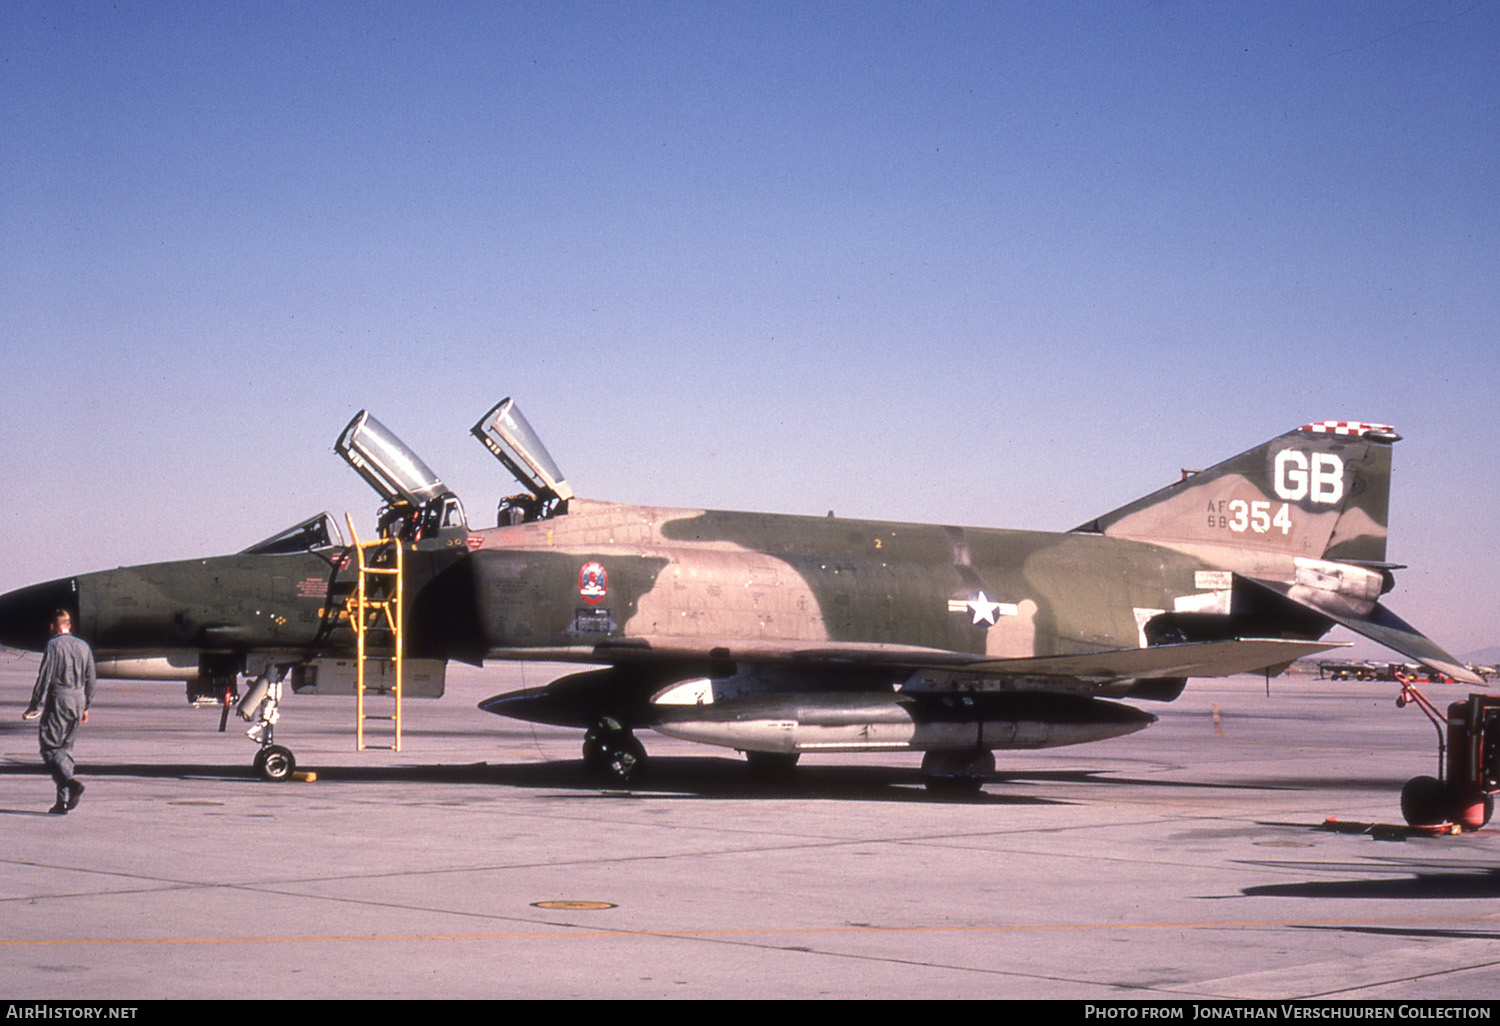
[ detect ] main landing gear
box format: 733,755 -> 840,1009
1396,680 -> 1498,830
921,749 -> 996,793
743,751 -> 800,779
198,658 -> 300,783
582,718 -> 647,782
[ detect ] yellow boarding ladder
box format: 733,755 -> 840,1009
344,515 -> 404,751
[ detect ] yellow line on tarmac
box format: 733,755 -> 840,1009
4,913 -> 1499,948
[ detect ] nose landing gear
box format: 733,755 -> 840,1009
253,743 -> 298,783
238,664 -> 299,783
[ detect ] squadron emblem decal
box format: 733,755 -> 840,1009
578,561 -> 609,605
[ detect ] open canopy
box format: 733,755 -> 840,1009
335,410 -> 450,507
471,398 -> 574,504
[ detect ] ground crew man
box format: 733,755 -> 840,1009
22,609 -> 96,814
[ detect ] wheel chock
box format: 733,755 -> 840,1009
1319,816 -> 1462,840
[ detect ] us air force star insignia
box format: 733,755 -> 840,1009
947,592 -> 1016,626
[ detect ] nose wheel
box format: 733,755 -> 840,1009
254,743 -> 297,783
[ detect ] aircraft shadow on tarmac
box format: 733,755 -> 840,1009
0,755 -> 1296,805
1244,873 -> 1500,900
1239,849 -> 1500,902
1295,924 -> 1500,942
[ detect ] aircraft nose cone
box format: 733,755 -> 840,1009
0,577 -> 77,651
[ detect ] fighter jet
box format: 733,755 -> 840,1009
0,404 -> 1479,791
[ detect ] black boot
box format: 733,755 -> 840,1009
48,789 -> 68,815
65,780 -> 85,810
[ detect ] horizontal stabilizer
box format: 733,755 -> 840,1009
966,638 -> 1342,682
1242,577 -> 1483,686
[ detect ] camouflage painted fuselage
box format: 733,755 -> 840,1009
467,499 -> 1220,665
463,421 -> 1403,674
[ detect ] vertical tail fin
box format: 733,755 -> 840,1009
1074,421 -> 1398,564
1077,422 -> 1481,685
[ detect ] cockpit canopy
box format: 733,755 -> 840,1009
472,398 -> 573,525
335,410 -> 467,538
471,398 -> 574,506
241,512 -> 345,555
336,411 -> 450,507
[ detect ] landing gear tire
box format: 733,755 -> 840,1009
254,744 -> 297,783
602,734 -> 646,782
744,751 -> 800,778
582,722 -> 647,783
581,720 -> 617,773
581,736 -> 607,774
1400,774 -> 1447,826
921,749 -> 995,793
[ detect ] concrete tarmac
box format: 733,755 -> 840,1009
1,651 -> 1497,1000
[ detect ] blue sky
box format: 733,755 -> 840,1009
2,1 -> 1497,653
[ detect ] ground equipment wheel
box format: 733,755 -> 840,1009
1399,774 -> 1447,826
1452,792 -> 1494,831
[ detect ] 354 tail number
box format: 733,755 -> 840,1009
1207,499 -> 1293,535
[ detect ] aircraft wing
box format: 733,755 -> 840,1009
961,638 -> 1341,681
595,635 -> 1341,683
